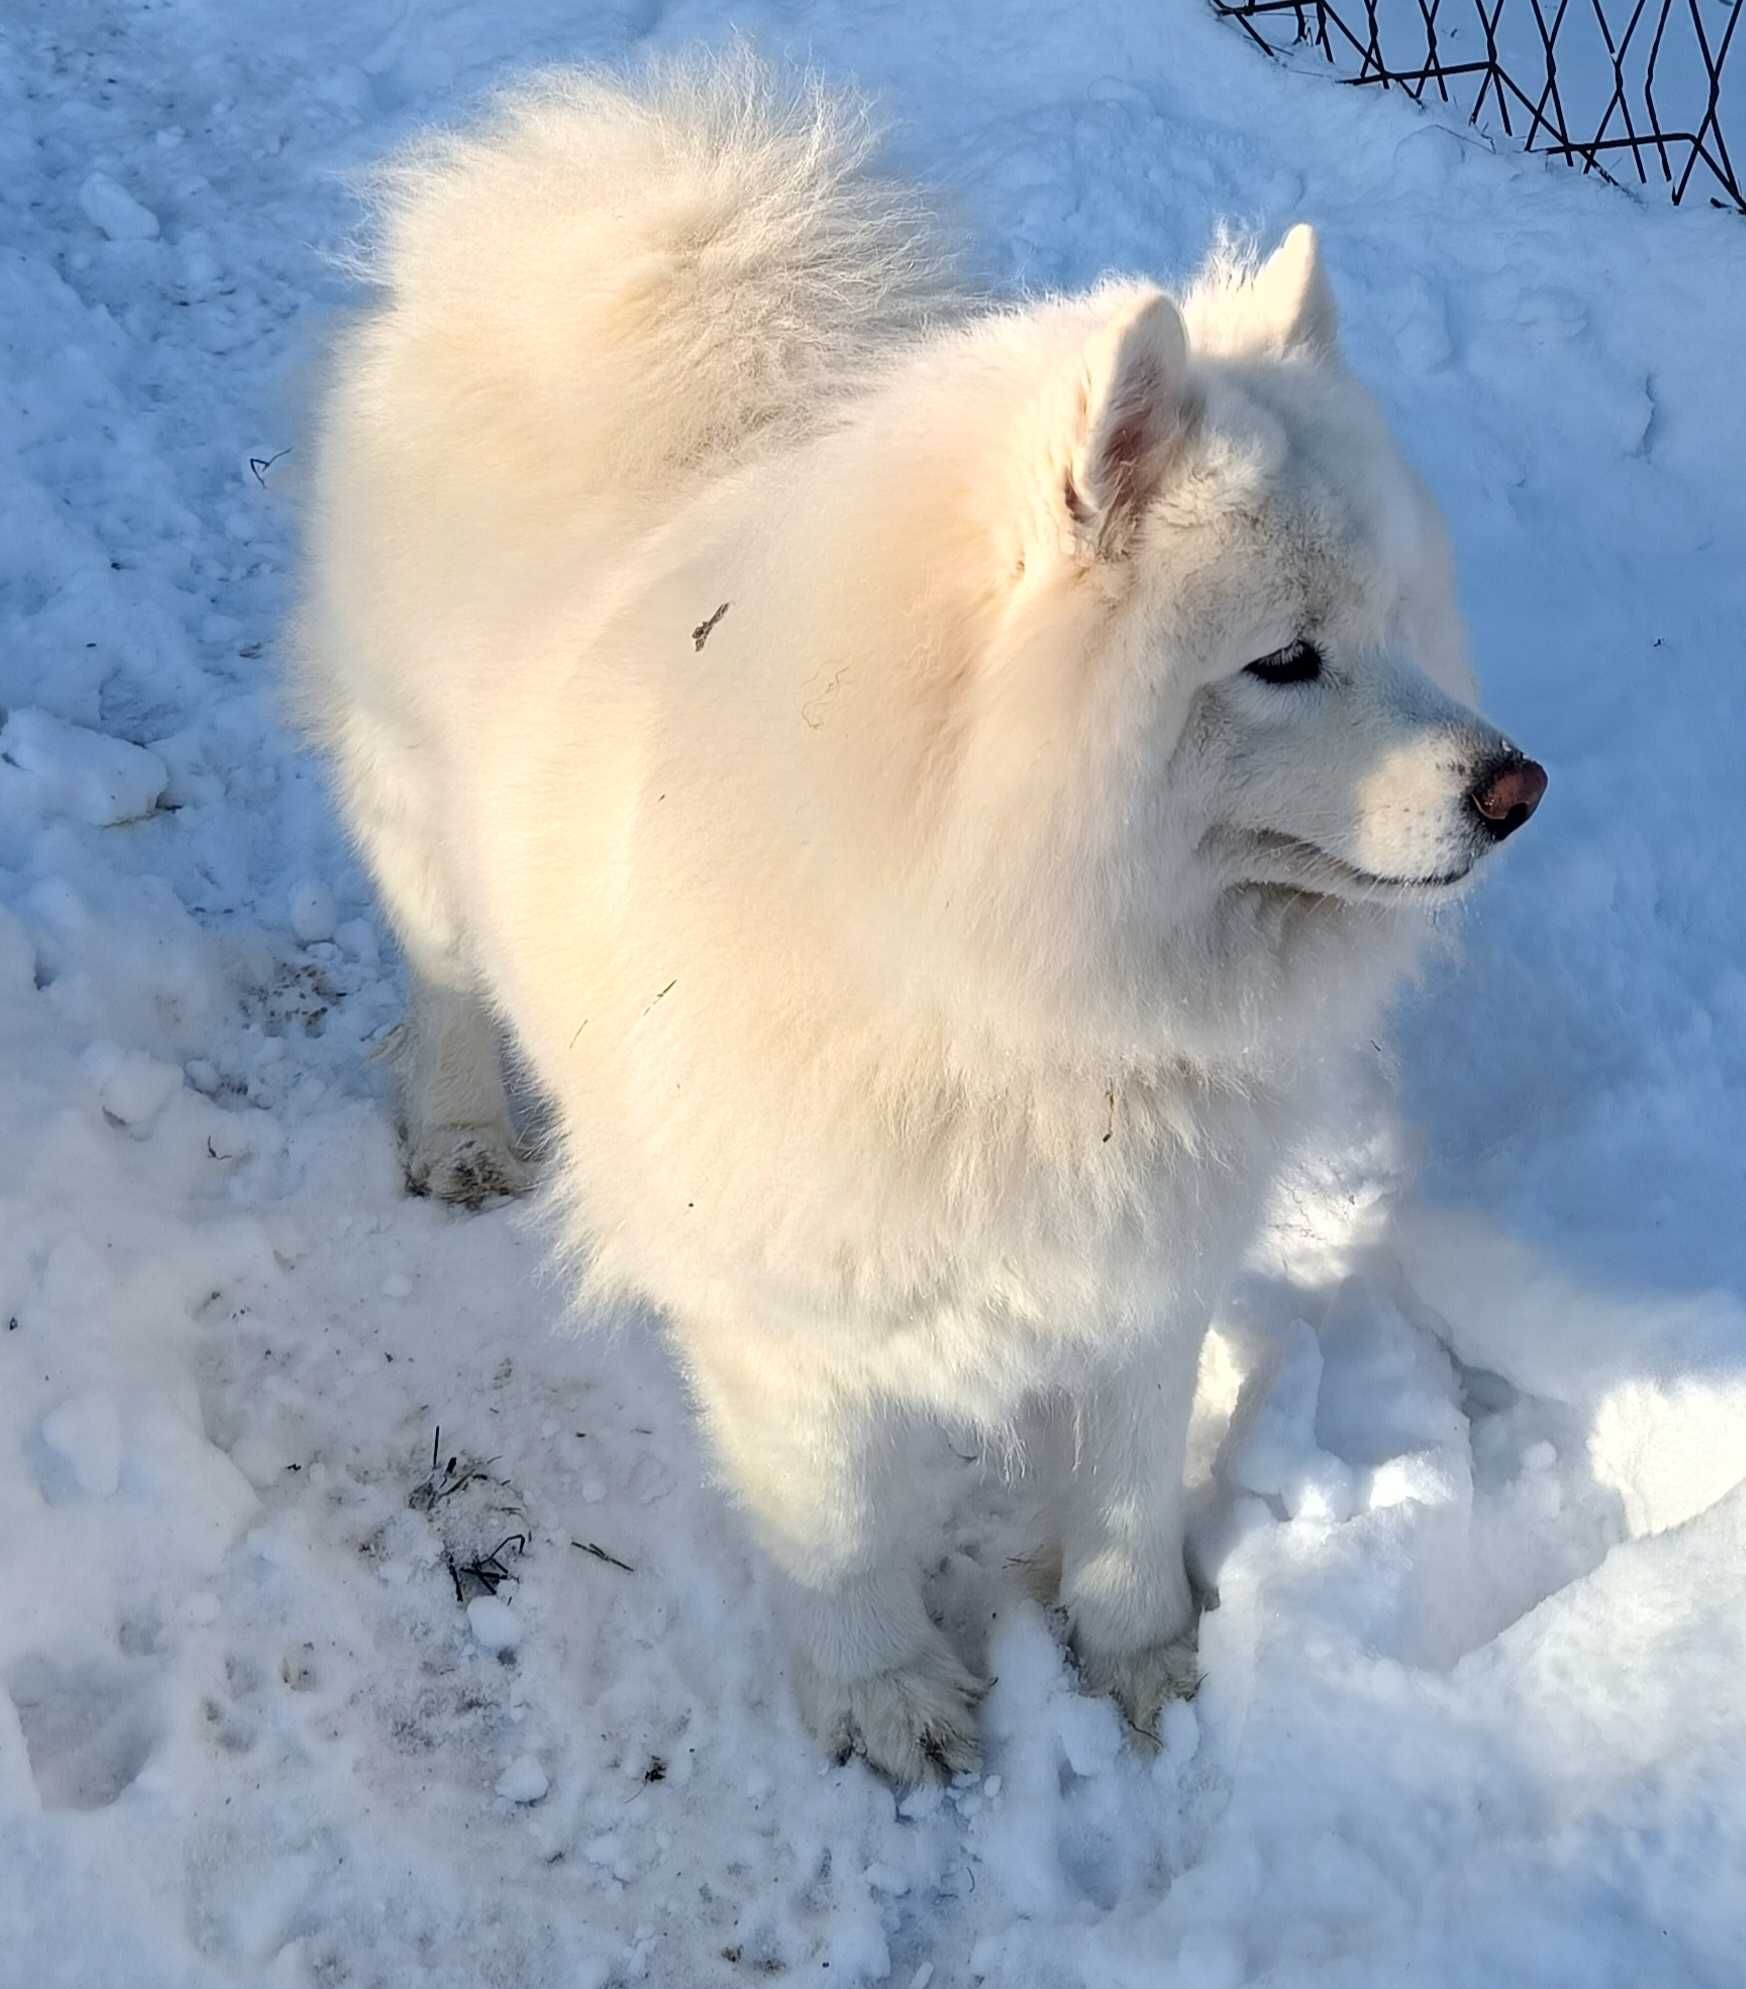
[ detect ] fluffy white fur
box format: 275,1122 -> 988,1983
293,47 -> 1538,1781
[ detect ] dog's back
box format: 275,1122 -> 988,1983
293,46 -> 956,778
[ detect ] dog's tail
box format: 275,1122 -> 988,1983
349,44 -> 955,499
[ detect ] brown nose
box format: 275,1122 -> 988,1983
1469,754 -> 1548,841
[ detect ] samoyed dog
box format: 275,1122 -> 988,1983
294,48 -> 1546,1780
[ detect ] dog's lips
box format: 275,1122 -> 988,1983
1244,829 -> 1474,899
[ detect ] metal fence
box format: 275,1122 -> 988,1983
1211,0 -> 1743,209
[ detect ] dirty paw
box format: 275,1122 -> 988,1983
1072,1630 -> 1199,1747
402,1127 -> 533,1209
793,1639 -> 986,1786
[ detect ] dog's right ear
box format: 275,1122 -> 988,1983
1064,290 -> 1193,559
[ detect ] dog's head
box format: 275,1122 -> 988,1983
932,228 -> 1545,1063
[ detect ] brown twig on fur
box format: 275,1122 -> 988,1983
691,602 -> 731,651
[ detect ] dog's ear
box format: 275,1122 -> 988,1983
1248,223 -> 1338,360
1065,289 -> 1192,559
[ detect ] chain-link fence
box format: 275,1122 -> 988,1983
1211,0 -> 1743,209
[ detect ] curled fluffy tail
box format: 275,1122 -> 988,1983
353,44 -> 956,494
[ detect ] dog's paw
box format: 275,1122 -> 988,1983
1072,1630 -> 1199,1748
402,1126 -> 532,1209
792,1638 -> 986,1785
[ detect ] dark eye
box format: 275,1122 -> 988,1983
1245,639 -> 1323,686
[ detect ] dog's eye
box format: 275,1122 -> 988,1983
1244,639 -> 1323,686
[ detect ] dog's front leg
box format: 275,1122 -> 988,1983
682,1325 -> 984,1784
1057,1321 -> 1206,1742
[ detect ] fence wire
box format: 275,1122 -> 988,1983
1211,0 -> 1743,209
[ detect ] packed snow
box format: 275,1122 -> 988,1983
3,0 -> 1744,1983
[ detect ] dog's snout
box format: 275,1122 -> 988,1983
1468,753 -> 1547,841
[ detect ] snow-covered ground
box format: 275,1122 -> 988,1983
4,1 -> 1744,1982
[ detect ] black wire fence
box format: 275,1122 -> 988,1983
1211,0 -> 1743,209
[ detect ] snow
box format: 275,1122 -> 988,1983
496,1753 -> 550,1804
287,881 -> 336,947
1223,1318 -> 1361,1522
2,0 -> 1743,1984
466,1595 -> 523,1654
78,170 -> 162,243
84,1040 -> 186,1133
39,1392 -> 125,1501
1,708 -> 168,826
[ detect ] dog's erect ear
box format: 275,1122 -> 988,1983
1065,289 -> 1191,558
1248,223 -> 1338,360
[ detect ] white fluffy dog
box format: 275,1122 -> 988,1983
294,48 -> 1545,1781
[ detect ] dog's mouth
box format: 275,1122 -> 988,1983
1240,830 -> 1474,902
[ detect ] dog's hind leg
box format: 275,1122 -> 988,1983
387,970 -> 532,1208
341,717 -> 531,1208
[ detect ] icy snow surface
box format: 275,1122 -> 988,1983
3,0 -> 1743,1983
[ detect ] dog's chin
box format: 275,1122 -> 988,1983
1238,831 -> 1477,909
